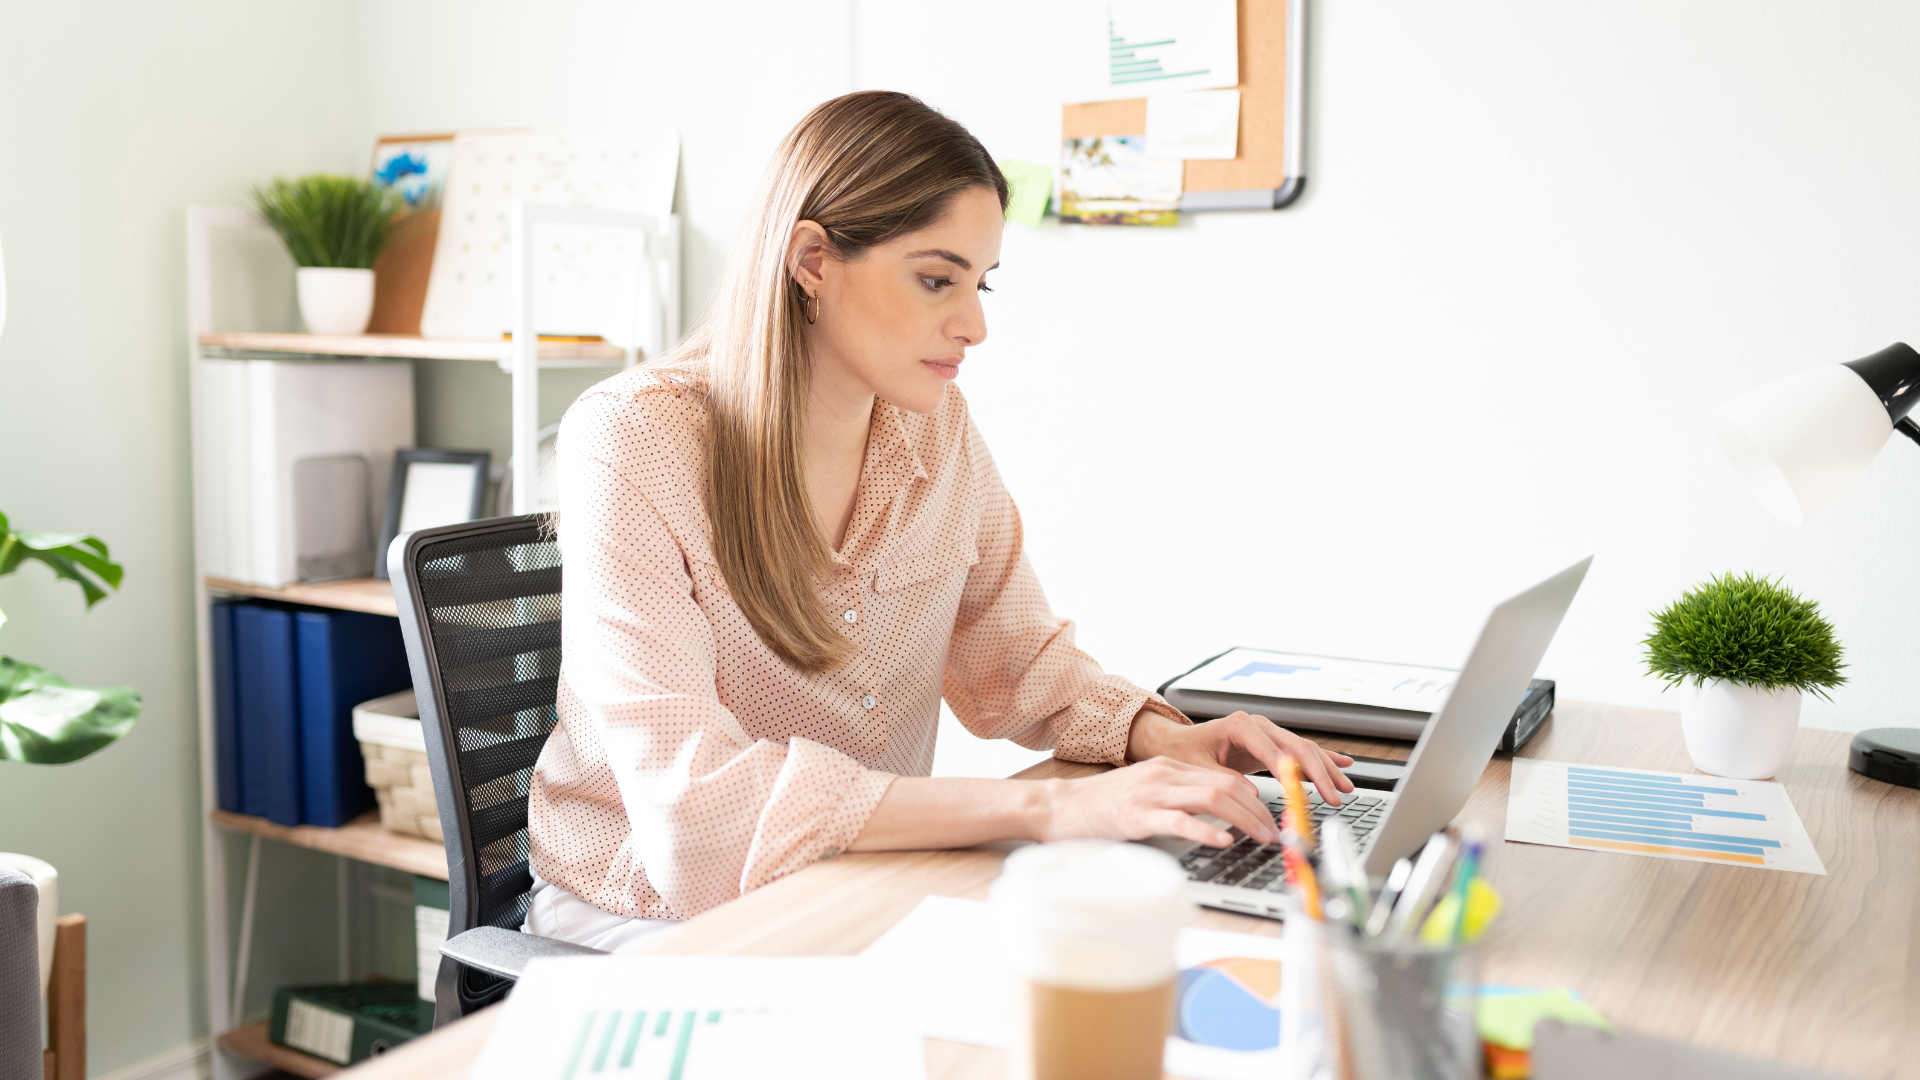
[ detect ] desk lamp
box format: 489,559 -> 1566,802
1711,342 -> 1920,788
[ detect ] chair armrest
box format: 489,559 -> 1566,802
440,926 -> 605,981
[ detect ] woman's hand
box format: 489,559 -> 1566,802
1127,709 -> 1356,806
1036,757 -> 1283,849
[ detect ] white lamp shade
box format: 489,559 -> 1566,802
1711,364 -> 1891,525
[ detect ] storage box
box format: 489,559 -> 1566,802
352,690 -> 442,841
269,983 -> 422,1064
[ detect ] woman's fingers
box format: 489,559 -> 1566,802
1156,781 -> 1277,844
1145,809 -> 1234,849
1318,747 -> 1356,792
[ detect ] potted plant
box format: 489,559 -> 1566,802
251,175 -> 404,336
1643,572 -> 1845,779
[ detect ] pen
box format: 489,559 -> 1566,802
1364,857 -> 1414,939
1444,830 -> 1484,946
1318,820 -> 1371,932
1384,831 -> 1455,942
1280,842 -> 1322,921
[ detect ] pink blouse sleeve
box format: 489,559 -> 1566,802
556,397 -> 894,915
940,416 -> 1189,766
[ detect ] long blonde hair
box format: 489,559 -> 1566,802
650,92 -> 1009,672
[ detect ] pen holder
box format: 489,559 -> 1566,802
1281,898 -> 1480,1080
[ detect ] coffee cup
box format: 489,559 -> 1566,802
989,841 -> 1191,1080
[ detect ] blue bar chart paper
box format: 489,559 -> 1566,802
1505,760 -> 1825,875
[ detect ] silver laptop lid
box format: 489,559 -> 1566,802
1361,557 -> 1592,877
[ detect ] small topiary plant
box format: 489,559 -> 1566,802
250,174 -> 404,269
1643,572 -> 1846,699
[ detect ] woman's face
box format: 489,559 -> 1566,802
796,186 -> 1004,415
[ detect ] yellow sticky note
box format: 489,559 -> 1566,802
1419,877 -> 1503,945
1477,989 -> 1613,1050
999,160 -> 1053,227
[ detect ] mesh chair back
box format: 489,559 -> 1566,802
390,514 -> 561,1023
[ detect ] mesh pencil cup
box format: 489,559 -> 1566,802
1280,895 -> 1480,1080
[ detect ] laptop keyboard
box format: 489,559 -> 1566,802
1176,789 -> 1389,893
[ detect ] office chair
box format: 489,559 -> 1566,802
390,515 -> 603,1028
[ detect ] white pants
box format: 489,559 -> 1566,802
523,869 -> 680,953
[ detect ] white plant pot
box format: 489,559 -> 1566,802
296,267 -> 376,335
1678,679 -> 1801,779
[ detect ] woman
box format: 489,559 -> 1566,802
526,91 -> 1354,949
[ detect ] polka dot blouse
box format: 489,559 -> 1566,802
527,367 -> 1186,921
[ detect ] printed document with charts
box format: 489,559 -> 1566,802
1505,759 -> 1826,875
1165,647 -> 1460,714
469,955 -> 923,1080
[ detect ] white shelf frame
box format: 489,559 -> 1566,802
184,202 -> 680,1079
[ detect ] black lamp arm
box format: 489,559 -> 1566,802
1898,417 -> 1920,447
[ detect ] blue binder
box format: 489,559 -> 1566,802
210,601 -> 243,813
234,604 -> 302,826
295,609 -> 412,827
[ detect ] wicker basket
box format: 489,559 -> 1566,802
352,690 -> 442,842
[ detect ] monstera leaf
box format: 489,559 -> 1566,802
0,510 -> 125,628
0,657 -> 141,764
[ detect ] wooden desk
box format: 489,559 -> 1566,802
343,702 -> 1920,1080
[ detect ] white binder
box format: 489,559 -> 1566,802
195,359 -> 413,587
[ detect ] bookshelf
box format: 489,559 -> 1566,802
187,202 -> 680,1080
210,810 -> 447,881
215,1020 -> 337,1079
197,330 -> 628,368
206,576 -> 399,618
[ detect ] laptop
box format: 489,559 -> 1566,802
1141,557 -> 1592,919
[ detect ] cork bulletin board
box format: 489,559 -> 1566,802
1063,0 -> 1307,211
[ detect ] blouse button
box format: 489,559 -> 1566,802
844,609 -> 858,624
862,694 -> 877,710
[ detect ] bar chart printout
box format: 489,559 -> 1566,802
469,956 -> 925,1080
1505,759 -> 1826,876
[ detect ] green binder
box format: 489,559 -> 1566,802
269,983 -> 421,1065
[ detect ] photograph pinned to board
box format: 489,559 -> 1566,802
1059,135 -> 1182,226
1147,89 -> 1241,160
419,129 -> 679,342
1063,0 -> 1239,104
370,134 -> 454,210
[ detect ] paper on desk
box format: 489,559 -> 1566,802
1146,90 -> 1241,159
1505,759 -> 1827,875
861,895 -> 1284,1080
469,955 -> 925,1080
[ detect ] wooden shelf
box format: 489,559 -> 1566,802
207,576 -> 399,618
216,1018 -> 339,1078
198,330 -> 629,366
212,809 -> 448,880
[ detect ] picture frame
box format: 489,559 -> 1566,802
374,448 -> 491,580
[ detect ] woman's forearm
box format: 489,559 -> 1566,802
848,776 -> 1059,851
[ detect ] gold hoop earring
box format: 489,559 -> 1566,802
804,293 -> 820,325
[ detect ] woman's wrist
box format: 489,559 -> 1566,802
1125,709 -> 1187,762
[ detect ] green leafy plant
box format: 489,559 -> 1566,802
0,511 -> 140,764
249,174 -> 405,269
1643,572 -> 1846,699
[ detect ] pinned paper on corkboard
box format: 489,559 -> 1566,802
1061,0 -> 1303,213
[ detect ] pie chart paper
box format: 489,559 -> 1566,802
862,895 -> 1284,1080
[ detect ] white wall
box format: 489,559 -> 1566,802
8,1 -> 1920,1068
0,1 -> 361,1073
363,0 -> 1920,738
854,0 -> 1920,736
